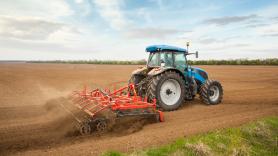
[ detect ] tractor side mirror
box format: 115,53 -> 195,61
195,51 -> 198,58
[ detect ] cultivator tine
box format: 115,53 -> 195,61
83,109 -> 95,117
78,98 -> 91,108
58,99 -> 82,123
80,101 -> 95,110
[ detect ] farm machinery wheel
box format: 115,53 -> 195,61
79,121 -> 92,135
200,80 -> 223,105
95,119 -> 108,133
147,71 -> 185,111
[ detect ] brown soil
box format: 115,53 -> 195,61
0,63 -> 277,156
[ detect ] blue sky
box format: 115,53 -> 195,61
0,0 -> 278,60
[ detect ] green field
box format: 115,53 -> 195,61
103,117 -> 278,156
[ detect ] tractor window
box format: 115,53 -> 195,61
160,52 -> 173,67
174,53 -> 186,70
148,53 -> 159,67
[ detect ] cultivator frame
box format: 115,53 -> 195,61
70,83 -> 164,135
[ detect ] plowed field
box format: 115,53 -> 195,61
0,63 -> 277,156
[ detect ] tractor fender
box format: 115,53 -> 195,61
131,66 -> 148,75
147,67 -> 185,80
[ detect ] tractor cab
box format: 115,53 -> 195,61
145,45 -> 206,85
146,45 -> 187,71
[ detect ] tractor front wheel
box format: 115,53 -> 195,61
200,80 -> 223,105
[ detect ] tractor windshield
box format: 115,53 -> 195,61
148,52 -> 174,67
174,53 -> 186,70
160,52 -> 174,67
148,52 -> 175,67
148,53 -> 159,67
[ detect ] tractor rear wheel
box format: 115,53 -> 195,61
147,71 -> 185,111
200,80 -> 223,105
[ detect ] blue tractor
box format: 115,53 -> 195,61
130,44 -> 223,111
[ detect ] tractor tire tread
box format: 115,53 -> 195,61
200,79 -> 223,105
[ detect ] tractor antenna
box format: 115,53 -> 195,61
186,42 -> 189,52
186,42 -> 191,70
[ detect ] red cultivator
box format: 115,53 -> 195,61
70,83 -> 164,135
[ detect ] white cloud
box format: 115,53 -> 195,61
0,0 -> 73,19
256,4 -> 278,17
75,0 -> 84,4
255,23 -> 278,36
0,16 -> 64,40
137,8 -> 153,24
93,0 -> 129,30
126,27 -> 181,39
203,14 -> 258,26
74,0 -> 92,16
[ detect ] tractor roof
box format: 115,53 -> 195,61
146,45 -> 187,53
